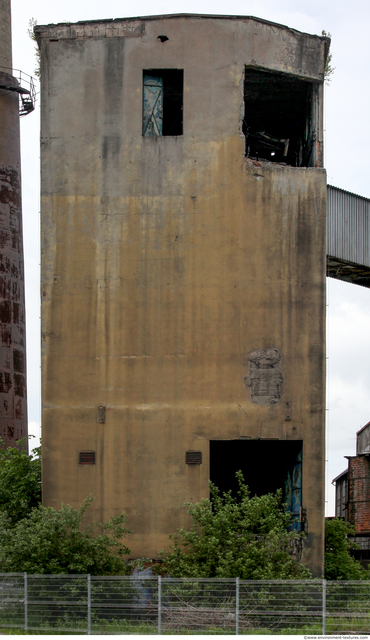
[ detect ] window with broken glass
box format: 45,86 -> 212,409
243,67 -> 319,167
143,69 -> 183,137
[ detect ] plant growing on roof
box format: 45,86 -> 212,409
27,17 -> 40,78
322,30 -> 335,84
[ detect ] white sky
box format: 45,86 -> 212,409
10,0 -> 370,516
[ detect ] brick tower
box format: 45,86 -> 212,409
0,0 -> 33,446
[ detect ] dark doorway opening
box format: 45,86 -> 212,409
210,439 -> 303,530
143,69 -> 183,137
243,67 -> 316,167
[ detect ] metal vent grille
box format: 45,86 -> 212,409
79,451 -> 95,465
186,450 -> 202,465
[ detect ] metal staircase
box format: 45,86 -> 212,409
0,67 -> 36,116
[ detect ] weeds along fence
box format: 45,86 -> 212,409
0,574 -> 370,635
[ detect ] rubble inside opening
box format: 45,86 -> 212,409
243,68 -> 317,167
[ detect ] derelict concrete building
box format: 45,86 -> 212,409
36,14 -> 328,576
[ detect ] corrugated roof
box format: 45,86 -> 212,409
327,185 -> 370,286
328,184 -> 370,203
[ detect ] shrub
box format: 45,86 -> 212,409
159,471 -> 311,579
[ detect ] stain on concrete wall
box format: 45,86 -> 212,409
245,348 -> 283,405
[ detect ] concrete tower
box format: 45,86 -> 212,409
0,0 -> 28,446
37,14 -> 327,576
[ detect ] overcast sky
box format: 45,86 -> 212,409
9,0 -> 370,516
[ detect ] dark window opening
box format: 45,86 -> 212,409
243,68 -> 316,167
210,439 -> 303,531
335,474 -> 348,520
143,69 -> 183,137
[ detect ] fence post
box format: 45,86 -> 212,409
87,574 -> 91,635
24,572 -> 28,632
236,577 -> 239,635
322,579 -> 326,636
158,575 -> 162,635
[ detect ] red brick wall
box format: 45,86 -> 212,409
348,456 -> 370,534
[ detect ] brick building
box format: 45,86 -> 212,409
333,421 -> 370,565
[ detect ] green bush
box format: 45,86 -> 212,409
325,518 -> 369,580
159,471 -> 311,579
0,438 -> 131,574
0,436 -> 41,523
0,497 -> 131,574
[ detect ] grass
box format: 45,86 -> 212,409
1,614 -> 369,635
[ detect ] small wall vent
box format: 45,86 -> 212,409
79,451 -> 96,465
186,451 -> 202,465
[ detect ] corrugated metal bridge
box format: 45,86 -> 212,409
327,185 -> 370,289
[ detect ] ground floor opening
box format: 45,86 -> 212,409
210,439 -> 303,530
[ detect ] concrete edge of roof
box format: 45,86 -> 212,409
34,13 -> 329,42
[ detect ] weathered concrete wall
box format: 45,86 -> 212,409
0,0 -> 12,71
38,15 -> 327,576
0,0 -> 28,448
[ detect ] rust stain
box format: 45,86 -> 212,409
0,372 -> 12,393
0,164 -> 27,446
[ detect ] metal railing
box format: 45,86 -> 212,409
0,66 -> 36,115
0,574 -> 369,635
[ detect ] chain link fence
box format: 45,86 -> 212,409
1,574 -> 370,634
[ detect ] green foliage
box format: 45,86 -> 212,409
27,17 -> 41,78
0,497 -> 131,574
0,437 -> 41,523
159,471 -> 311,579
322,30 -> 335,84
325,518 -> 369,580
0,438 -> 131,574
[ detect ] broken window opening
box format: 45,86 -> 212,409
243,67 -> 318,168
210,439 -> 303,531
143,69 -> 183,137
